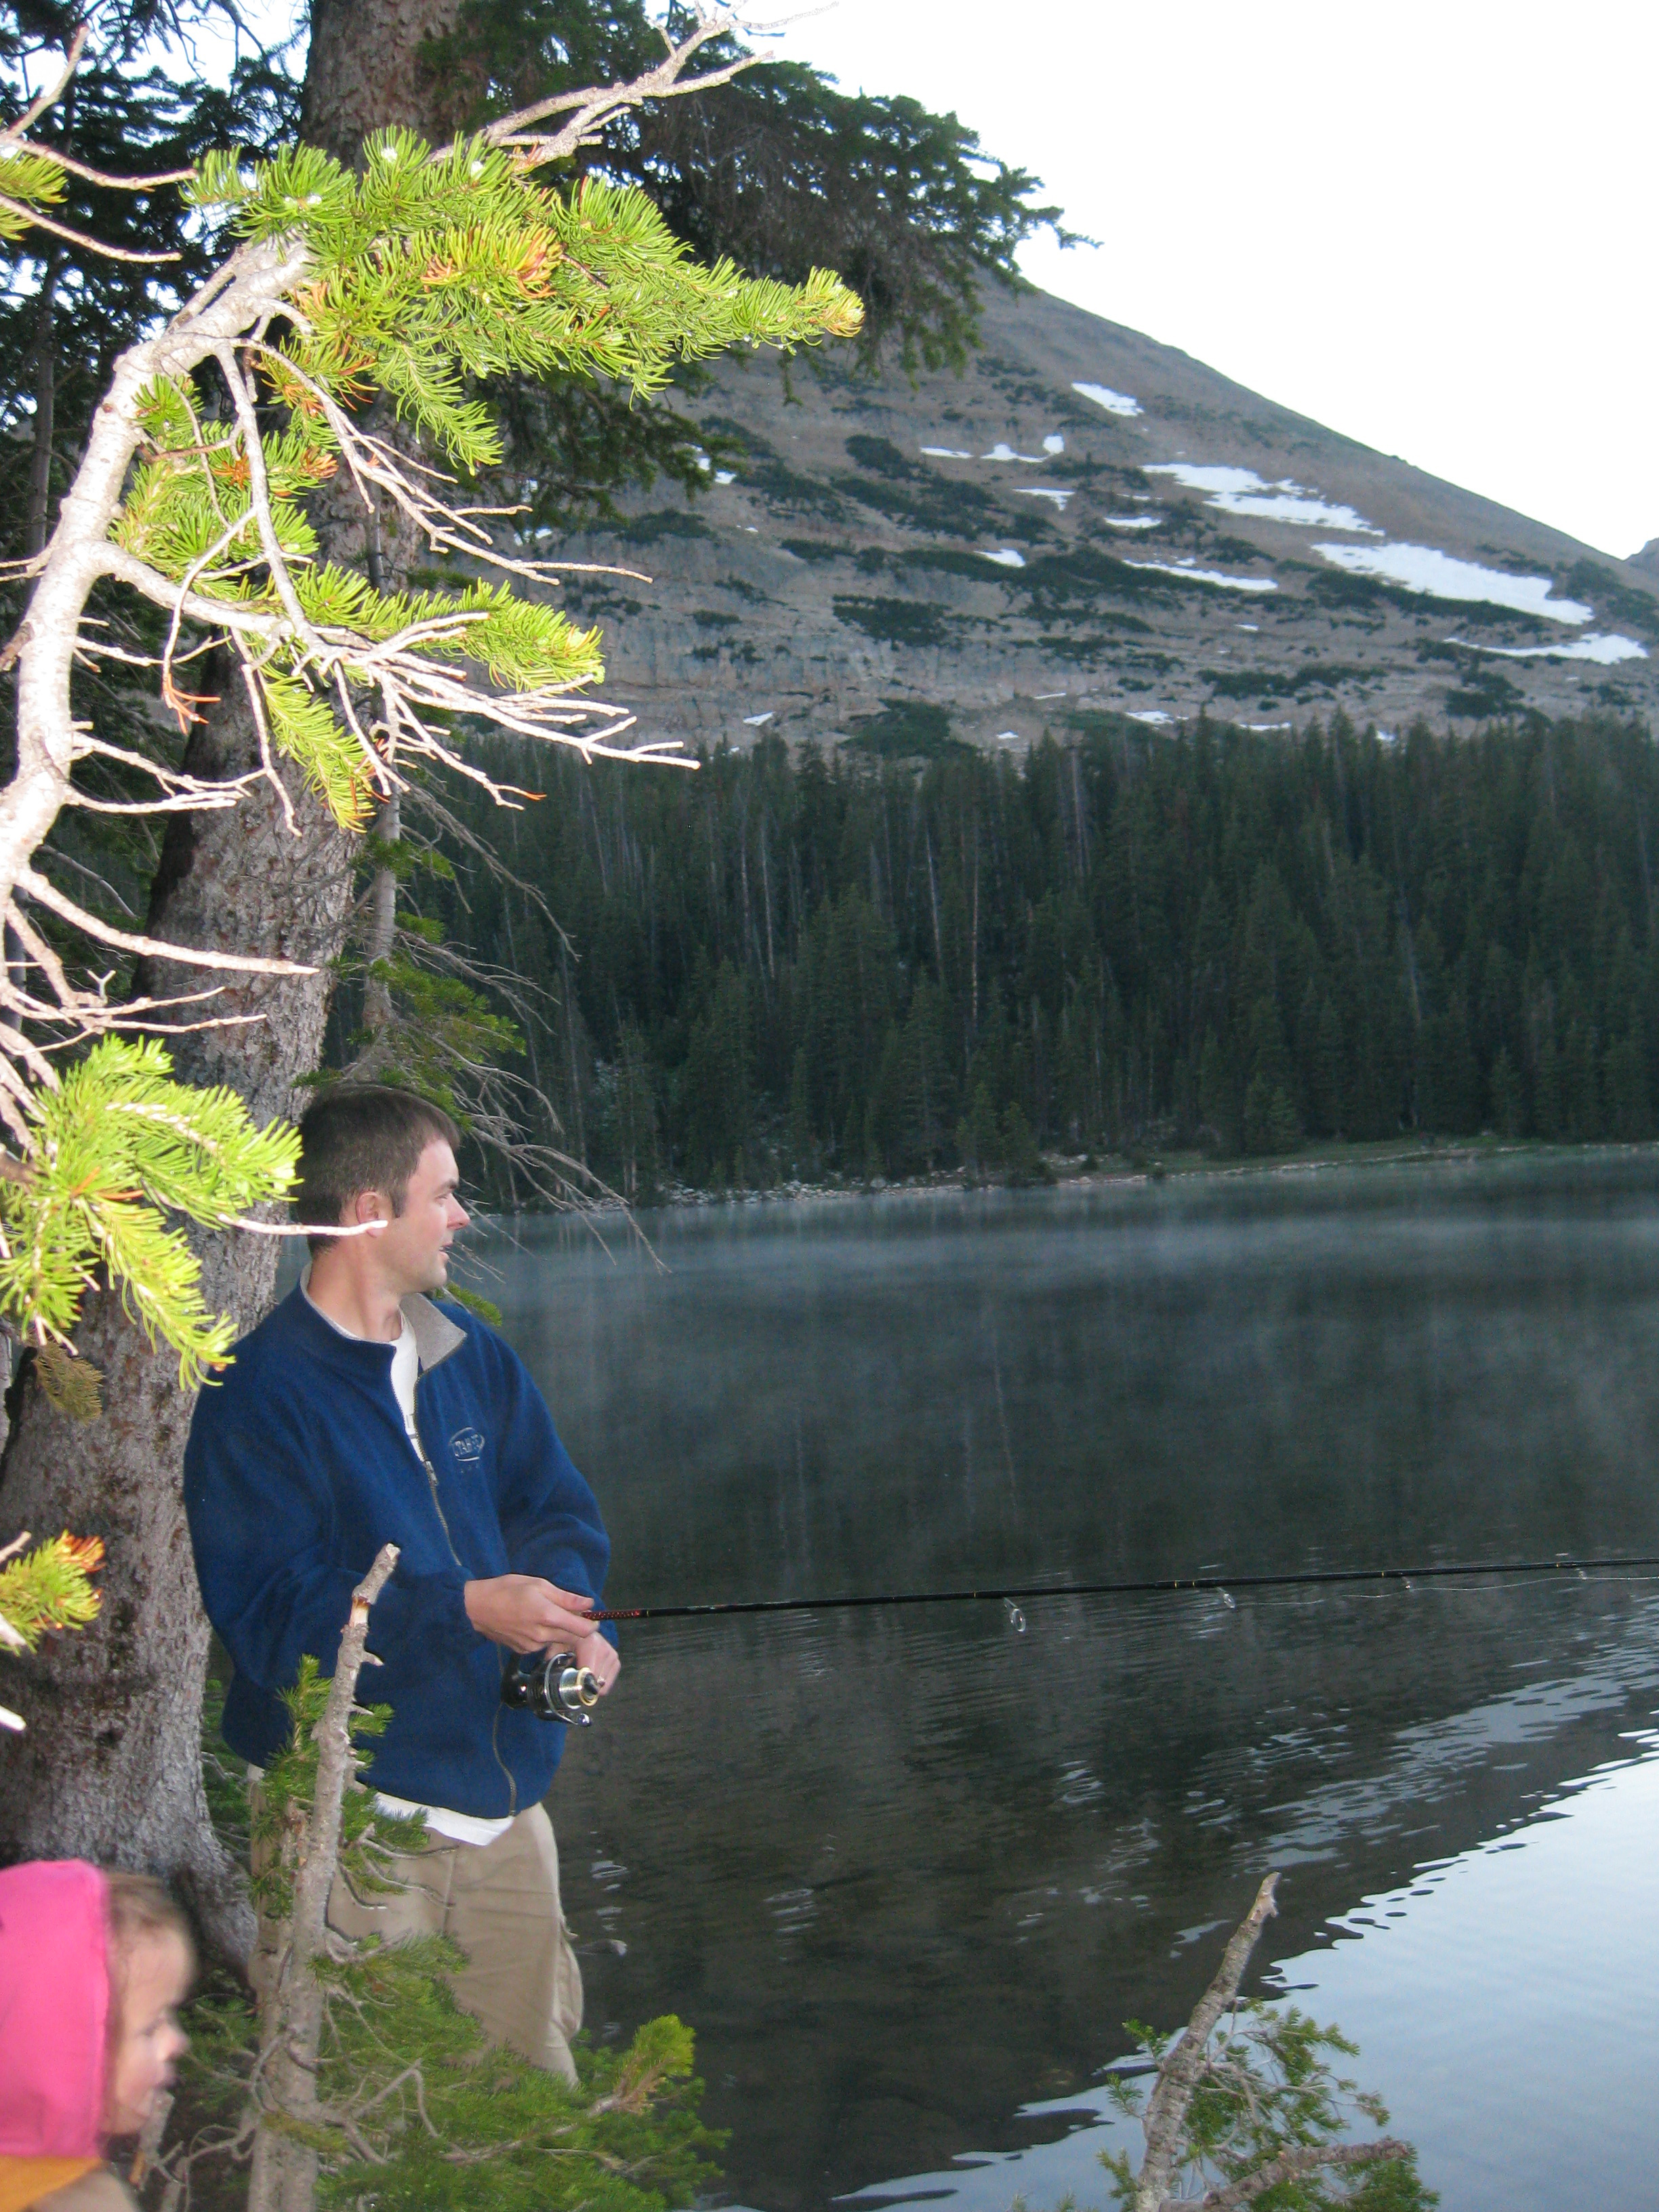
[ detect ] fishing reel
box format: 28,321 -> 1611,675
501,1650 -> 601,1725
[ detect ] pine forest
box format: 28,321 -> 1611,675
409,710 -> 1659,1202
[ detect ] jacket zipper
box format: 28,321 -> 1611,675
410,1393 -> 463,1570
413,1384 -> 518,1820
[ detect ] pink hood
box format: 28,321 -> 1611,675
0,1862 -> 109,2158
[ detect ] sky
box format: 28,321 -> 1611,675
760,0 -> 1656,562
192,1 -> 1654,562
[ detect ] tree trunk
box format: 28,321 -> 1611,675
0,684 -> 356,1955
0,0 -> 464,1962
24,252 -> 60,564
301,0 -> 464,164
359,791 -> 400,1051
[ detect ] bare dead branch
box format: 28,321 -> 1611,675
19,867 -> 316,977
1136,1875 -> 1279,2212
239,661 -> 301,836
0,194 -> 180,264
22,144 -> 197,192
100,545 -> 283,638
248,1544 -> 400,2212
476,7 -> 765,170
2,26 -> 88,141
1195,2137 -> 1414,2209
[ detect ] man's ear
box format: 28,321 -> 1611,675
347,1187 -> 392,1227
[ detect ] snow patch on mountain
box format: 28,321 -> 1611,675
1073,382 -> 1142,417
983,442 -> 1044,463
1446,633 -> 1647,665
1104,514 -> 1163,530
1122,558 -> 1278,595
981,548 -> 1027,568
1317,544 -> 1594,623
1146,463 -> 1376,533
1018,487 -> 1073,510
921,446 -> 973,459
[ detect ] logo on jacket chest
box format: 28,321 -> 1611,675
449,1427 -> 487,1464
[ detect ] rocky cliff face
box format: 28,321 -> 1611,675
544,281 -> 1659,756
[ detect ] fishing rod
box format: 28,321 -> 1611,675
510,1552 -> 1659,1725
583,1550 -> 1659,1624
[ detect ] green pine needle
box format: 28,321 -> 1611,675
0,113 -> 863,1378
0,1040 -> 300,1390
0,1530 -> 104,1652
107,129 -> 862,856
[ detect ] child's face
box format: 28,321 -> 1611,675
105,1931 -> 192,2137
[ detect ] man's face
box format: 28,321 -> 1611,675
369,1139 -> 470,1294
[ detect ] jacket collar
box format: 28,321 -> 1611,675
281,1280 -> 466,1374
401,1292 -> 466,1370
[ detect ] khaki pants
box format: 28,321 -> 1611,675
251,1788 -> 583,2083
326,1802 -> 583,2082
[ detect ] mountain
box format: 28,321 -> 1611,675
545,281 -> 1659,756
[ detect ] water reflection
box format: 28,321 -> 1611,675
480,1158 -> 1659,2211
842,1742 -> 1659,2212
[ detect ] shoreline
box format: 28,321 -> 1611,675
605,1134 -> 1659,1216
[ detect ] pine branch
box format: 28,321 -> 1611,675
0,1038 -> 301,1386
0,1528 -> 104,1652
0,24 -> 862,1373
0,1529 -> 104,1731
1107,1877 -> 1431,2212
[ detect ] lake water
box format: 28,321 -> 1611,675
481,1154 -> 1659,2212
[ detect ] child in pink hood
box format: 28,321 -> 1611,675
0,1862 -> 192,2212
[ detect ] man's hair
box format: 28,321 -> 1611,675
105,1870 -> 194,1986
295,1085 -> 461,1251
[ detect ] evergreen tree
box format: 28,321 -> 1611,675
426,0 -> 1073,372
0,3 -> 862,1925
419,714 -> 1659,1194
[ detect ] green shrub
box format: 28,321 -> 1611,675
843,699 -> 962,758
833,595 -> 951,647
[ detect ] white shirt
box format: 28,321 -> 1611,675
388,1321 -> 420,1452
298,1271 -> 512,1848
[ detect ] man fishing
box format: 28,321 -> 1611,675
184,1084 -> 617,2081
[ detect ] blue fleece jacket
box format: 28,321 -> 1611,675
184,1284 -> 611,1818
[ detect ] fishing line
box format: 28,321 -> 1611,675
586,1553 -> 1659,1626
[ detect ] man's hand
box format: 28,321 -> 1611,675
573,1629 -> 621,1695
465,1574 -> 601,1657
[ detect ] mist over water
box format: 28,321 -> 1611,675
484,1156 -> 1659,2211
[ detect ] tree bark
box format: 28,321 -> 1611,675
0,0 -> 464,1960
24,251 -> 60,564
359,791 -> 400,1050
0,687 -> 357,1953
301,0 -> 463,165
